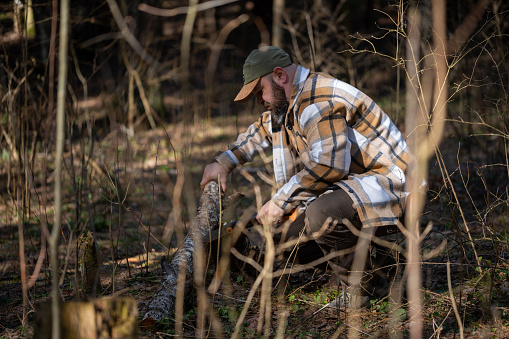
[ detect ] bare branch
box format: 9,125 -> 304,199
138,0 -> 239,17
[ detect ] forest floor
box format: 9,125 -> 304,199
1,106 -> 508,338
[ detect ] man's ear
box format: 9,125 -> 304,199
272,67 -> 287,85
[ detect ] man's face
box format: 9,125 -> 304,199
254,76 -> 289,128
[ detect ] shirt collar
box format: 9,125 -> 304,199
289,65 -> 310,111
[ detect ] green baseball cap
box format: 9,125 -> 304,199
234,46 -> 292,103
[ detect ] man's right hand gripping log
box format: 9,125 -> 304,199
200,46 -> 412,308
201,161 -> 285,227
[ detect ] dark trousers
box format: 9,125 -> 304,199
274,189 -> 399,297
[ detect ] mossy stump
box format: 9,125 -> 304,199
78,230 -> 101,298
33,298 -> 138,338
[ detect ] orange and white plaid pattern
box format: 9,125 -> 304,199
216,66 -> 412,228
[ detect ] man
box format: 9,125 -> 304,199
200,46 -> 411,308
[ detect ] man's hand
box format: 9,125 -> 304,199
256,200 -> 284,226
200,162 -> 229,191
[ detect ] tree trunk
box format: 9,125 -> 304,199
272,0 -> 284,47
34,298 -> 138,339
447,0 -> 492,56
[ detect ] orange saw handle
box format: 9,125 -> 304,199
283,208 -> 299,222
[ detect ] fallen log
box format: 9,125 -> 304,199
141,180 -> 241,328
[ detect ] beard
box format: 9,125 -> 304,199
268,79 -> 289,129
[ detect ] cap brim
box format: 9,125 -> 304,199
234,78 -> 260,103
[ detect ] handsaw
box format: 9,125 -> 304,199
205,208 -> 300,243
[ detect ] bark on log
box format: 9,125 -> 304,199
141,181 -> 240,328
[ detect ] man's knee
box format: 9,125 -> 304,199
305,201 -> 327,233
305,192 -> 359,234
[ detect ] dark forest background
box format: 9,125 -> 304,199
0,0 -> 508,338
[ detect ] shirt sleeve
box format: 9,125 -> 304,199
272,101 -> 351,212
215,111 -> 273,172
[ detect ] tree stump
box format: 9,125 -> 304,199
78,230 -> 101,298
33,298 -> 138,339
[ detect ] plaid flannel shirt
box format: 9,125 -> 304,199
216,65 -> 412,228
